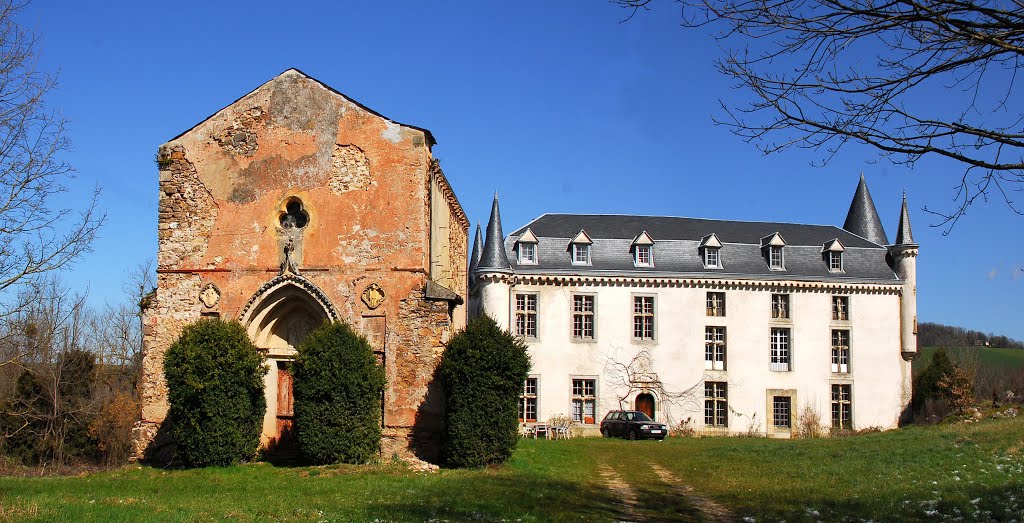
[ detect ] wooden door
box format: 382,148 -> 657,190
275,364 -> 295,449
635,393 -> 655,420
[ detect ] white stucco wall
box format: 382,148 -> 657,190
502,279 -> 911,436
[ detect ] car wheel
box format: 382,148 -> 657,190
601,428 -> 610,438
628,430 -> 638,441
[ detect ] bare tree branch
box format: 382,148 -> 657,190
614,0 -> 1024,226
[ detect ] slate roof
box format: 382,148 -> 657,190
843,175 -> 889,246
505,214 -> 899,282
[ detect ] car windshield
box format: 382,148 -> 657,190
625,411 -> 652,422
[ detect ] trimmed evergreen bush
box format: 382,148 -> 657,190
440,316 -> 530,468
292,321 -> 385,464
164,318 -> 267,467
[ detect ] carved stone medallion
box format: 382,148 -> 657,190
199,283 -> 221,308
361,282 -> 385,310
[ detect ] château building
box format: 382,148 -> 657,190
469,176 -> 918,436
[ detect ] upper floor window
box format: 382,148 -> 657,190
572,295 -> 596,340
706,292 -> 726,317
700,233 -> 723,269
761,232 -> 787,270
516,228 -> 539,265
518,243 -> 537,264
770,328 -> 791,371
634,245 -> 652,267
832,296 -> 850,321
823,239 -> 845,273
631,231 -> 655,268
570,230 -> 593,266
828,251 -> 843,272
633,295 -> 655,340
515,293 -> 538,338
771,294 -> 790,319
831,329 -> 850,373
572,244 -> 591,265
704,247 -> 720,268
705,327 -> 726,370
769,246 -> 784,269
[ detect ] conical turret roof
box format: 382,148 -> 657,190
477,194 -> 512,273
843,174 -> 889,245
469,223 -> 483,275
895,192 -> 915,245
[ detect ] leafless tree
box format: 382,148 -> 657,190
615,0 -> 1024,228
0,0 -> 105,367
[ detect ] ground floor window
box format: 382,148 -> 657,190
519,377 -> 538,422
772,396 -> 791,429
831,384 -> 852,430
572,378 -> 596,424
704,381 -> 728,427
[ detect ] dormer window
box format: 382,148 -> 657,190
516,228 -> 539,265
631,231 -> 655,268
572,244 -> 591,264
570,230 -> 593,266
761,232 -> 787,271
822,239 -> 845,273
519,243 -> 537,264
634,245 -> 652,266
700,233 -> 723,269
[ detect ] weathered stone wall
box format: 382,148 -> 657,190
135,70 -> 467,463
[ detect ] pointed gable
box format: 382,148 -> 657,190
822,238 -> 845,252
631,231 -> 655,246
760,232 -> 787,248
700,233 -> 723,249
517,228 -> 539,244
569,229 -> 593,245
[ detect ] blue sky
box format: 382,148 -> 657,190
22,1 -> 1024,339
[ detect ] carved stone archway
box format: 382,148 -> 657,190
238,274 -> 339,454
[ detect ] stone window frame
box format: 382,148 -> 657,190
831,382 -> 854,431
706,291 -> 726,317
571,376 -> 599,425
705,326 -> 726,371
771,293 -> 791,320
831,329 -> 851,374
519,376 -> 540,423
514,292 -> 539,340
704,381 -> 728,428
770,327 -> 792,372
571,293 -> 597,342
631,294 -> 657,342
767,389 -> 797,437
831,295 -> 851,322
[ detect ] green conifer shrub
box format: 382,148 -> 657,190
440,316 -> 530,468
912,347 -> 955,412
164,318 -> 267,467
292,322 -> 385,465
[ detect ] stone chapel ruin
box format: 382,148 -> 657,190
133,69 -> 468,462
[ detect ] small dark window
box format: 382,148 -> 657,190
280,200 -> 309,229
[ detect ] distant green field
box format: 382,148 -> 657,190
915,346 -> 1024,373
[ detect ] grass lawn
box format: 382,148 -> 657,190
915,346 -> 1024,372
3,416 -> 1024,522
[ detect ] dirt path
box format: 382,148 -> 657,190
649,463 -> 738,523
598,464 -> 644,522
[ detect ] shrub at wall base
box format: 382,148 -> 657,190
164,319 -> 267,467
292,322 -> 386,465
440,316 -> 530,468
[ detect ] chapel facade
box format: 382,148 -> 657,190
470,177 -> 918,436
134,69 -> 468,462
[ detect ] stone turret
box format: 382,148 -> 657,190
889,192 -> 919,361
472,194 -> 512,329
844,174 -> 889,245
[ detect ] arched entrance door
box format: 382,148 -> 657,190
240,275 -> 338,458
635,393 -> 655,420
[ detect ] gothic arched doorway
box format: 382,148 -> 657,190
635,393 -> 655,420
239,274 -> 338,457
